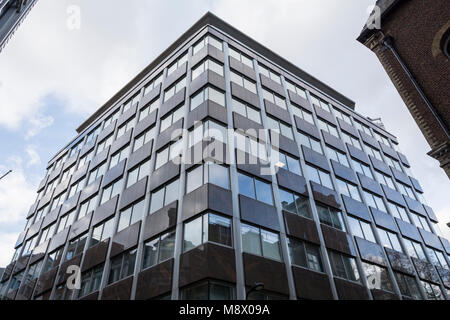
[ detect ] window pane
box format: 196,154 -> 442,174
287,238 -> 307,268
186,166 -> 203,194
159,231 -> 175,262
142,238 -> 158,269
164,179 -> 179,206
255,180 -> 273,205
150,189 -> 164,214
241,224 -> 261,256
184,216 -> 203,251
261,230 -> 281,261
208,214 -> 232,247
238,173 -> 255,199
208,163 -> 229,190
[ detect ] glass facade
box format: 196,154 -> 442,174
1,14 -> 448,301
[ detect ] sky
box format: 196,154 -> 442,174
0,0 -> 448,266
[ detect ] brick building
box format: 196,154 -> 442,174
357,0 -> 450,178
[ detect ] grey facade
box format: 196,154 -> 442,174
0,12 -> 449,300
0,0 -> 38,53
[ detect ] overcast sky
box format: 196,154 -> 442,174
0,0 -> 448,266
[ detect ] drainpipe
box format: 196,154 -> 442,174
381,34 -> 450,139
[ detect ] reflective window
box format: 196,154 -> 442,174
258,64 -> 281,84
117,199 -> 145,232
103,109 -> 120,129
183,213 -> 232,252
285,80 -> 307,99
374,170 -> 396,189
336,178 -> 361,201
108,249 -> 137,284
149,179 -> 179,214
363,191 -> 387,213
123,92 -> 141,113
232,98 -> 261,124
193,34 -> 222,55
316,203 -> 346,231
333,108 -> 352,124
90,218 -> 114,247
362,262 -> 394,292
186,162 -> 230,193
287,237 -> 323,272
395,272 -> 421,299
79,264 -> 104,298
351,159 -> 373,179
262,88 -> 286,109
317,118 -> 339,138
410,212 -> 431,232
377,227 -> 403,252
139,98 -> 160,122
78,194 -> 98,220
133,126 -> 155,153
328,250 -> 360,282
310,95 -> 330,112
167,52 -> 188,76
234,130 -> 268,161
421,281 -> 444,300
190,86 -> 225,110
274,151 -> 302,175
298,132 -> 323,154
180,280 -> 235,300
291,103 -> 314,124
192,58 -> 223,80
126,159 -> 150,188
230,71 -> 257,93
100,178 -> 123,205
388,202 -> 410,222
347,216 -> 376,242
266,116 -> 293,140
326,146 -> 349,167
237,172 -> 273,205
142,230 -> 176,269
305,164 -> 333,190
160,104 -> 184,133
403,238 -> 427,261
354,120 -> 372,136
229,47 -> 253,68
241,223 -> 281,261
342,132 -> 362,150
96,134 -> 114,155
143,73 -> 163,96
164,77 -> 186,102
116,117 -> 135,139
109,145 -> 129,169
65,233 -> 88,261
279,188 -> 310,218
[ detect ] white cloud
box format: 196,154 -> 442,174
25,145 -> 41,167
0,233 -> 18,267
25,113 -> 54,140
0,161 -> 37,225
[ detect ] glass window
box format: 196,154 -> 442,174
258,64 -> 281,84
266,116 -> 293,140
317,118 -> 339,138
285,80 -> 307,99
316,204 -> 346,231
234,130 -> 268,161
164,77 -> 186,102
298,132 -> 323,154
363,191 -> 387,213
90,218 -> 114,247
190,86 -> 225,110
421,281 -> 444,300
186,162 -> 230,194
365,144 -> 383,161
65,233 -> 88,261
279,188 -> 310,218
237,172 -> 273,205
291,103 -> 314,124
139,98 -> 160,122
328,250 -> 360,282
232,98 -> 261,124
347,216 -> 376,242
108,249 -> 137,284
122,92 -> 141,113
351,159 -> 373,179
180,280 -> 235,300
188,119 -> 227,147
287,237 -> 323,272
96,134 -> 114,155
377,227 -> 403,252
126,159 -> 150,188
116,117 -> 135,139
109,145 -> 129,169
154,138 -> 183,170
262,88 -> 286,109
167,52 -> 187,76
100,179 -> 123,205
362,262 -> 394,292
394,272 -> 421,299
149,179 -> 179,214
326,146 -> 349,167
183,213 -> 232,252
143,73 -> 163,96
192,58 -> 224,80
374,171 -> 396,189
78,194 -> 98,220
411,212 -> 431,232
310,95 -> 330,112
241,223 -> 281,261
159,104 -> 184,133
336,178 -> 361,201
117,199 -> 145,232
79,264 -> 104,297
229,47 -> 253,69
103,109 -> 120,129
305,164 -> 333,190
230,71 -> 257,94
403,238 -> 427,261
193,34 -> 222,55
333,108 -> 352,124
142,230 -> 176,269
342,132 -> 362,150
354,120 -> 372,136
